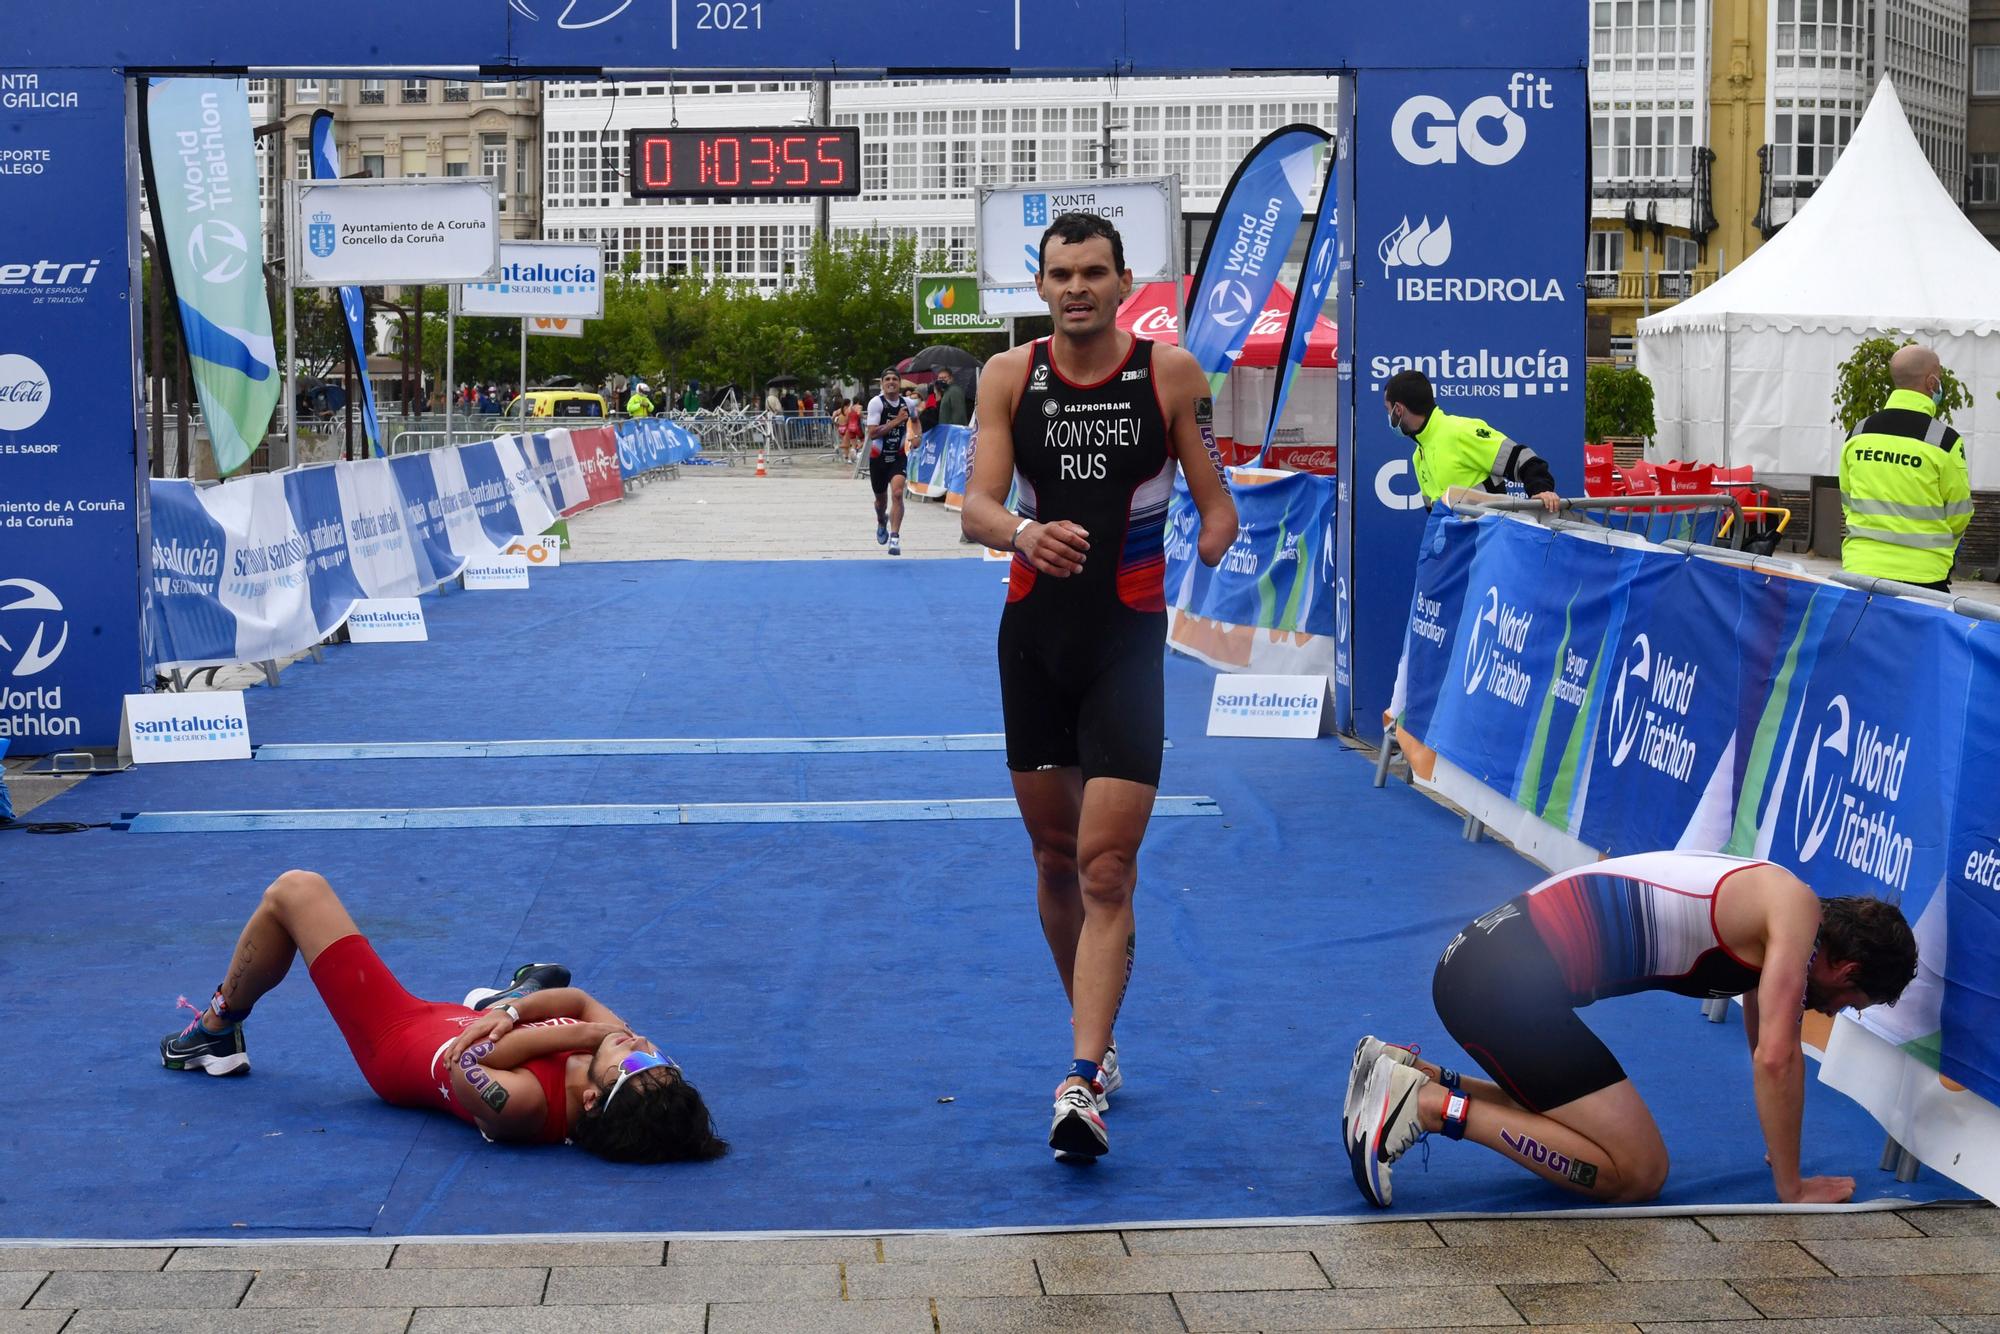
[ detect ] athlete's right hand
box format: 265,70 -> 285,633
1780,1175 -> 1856,1204
1018,520 -> 1090,576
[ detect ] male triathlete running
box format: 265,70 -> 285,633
963,212 -> 1237,1161
865,369 -> 915,555
1345,851 -> 1916,1206
160,870 -> 726,1163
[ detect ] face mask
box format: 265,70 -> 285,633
1387,410 -> 1400,434
1931,383 -> 1946,408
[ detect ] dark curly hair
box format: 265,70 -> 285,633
1039,212 -> 1126,275
1818,895 -> 1919,1005
570,1067 -> 728,1164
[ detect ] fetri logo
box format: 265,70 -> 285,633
0,259 -> 99,289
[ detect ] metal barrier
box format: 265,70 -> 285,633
1456,492 -> 1748,547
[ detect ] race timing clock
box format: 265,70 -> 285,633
628,127 -> 860,198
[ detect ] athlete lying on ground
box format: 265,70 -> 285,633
161,869 -> 726,1163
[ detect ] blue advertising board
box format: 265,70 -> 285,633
0,69 -> 146,751
16,2 -> 1581,74
1337,66 -> 1586,737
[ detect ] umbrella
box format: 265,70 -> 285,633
764,373 -> 799,387
905,345 -> 982,374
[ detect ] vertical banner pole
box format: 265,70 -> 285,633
520,318 -> 528,404
445,299 -> 456,445
284,267 -> 297,466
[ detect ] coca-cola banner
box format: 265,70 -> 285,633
1334,67 -> 1586,736
0,69 -> 147,753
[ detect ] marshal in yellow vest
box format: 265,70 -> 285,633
1839,387 -> 1971,585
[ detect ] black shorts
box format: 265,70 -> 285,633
869,454 -> 907,496
1431,896 -> 1628,1113
997,602 -> 1165,786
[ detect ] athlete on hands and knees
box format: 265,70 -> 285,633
1344,851 -> 1916,1206
864,369 -> 915,556
160,869 -> 728,1163
962,212 -> 1237,1161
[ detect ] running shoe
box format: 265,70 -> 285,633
1049,1082 -> 1108,1161
876,522 -> 889,545
1096,1042 -> 1122,1112
888,534 -> 902,556
463,962 -> 571,1011
1342,1036 -> 1419,1148
160,1016 -> 249,1077
1349,1055 -> 1431,1208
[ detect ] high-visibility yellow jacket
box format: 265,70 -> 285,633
1839,388 -> 1971,584
1411,408 -> 1553,504
626,392 -> 655,419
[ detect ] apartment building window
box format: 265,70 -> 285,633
401,79 -> 429,104
1594,109 -> 1696,180
1977,46 -> 2000,96
361,152 -> 385,178
359,79 -> 385,105
892,111 -> 918,192
444,144 -> 469,177
444,81 -> 471,103
1774,0 -> 1868,73
293,139 -> 312,179
1593,0 -> 1700,74
1772,104 -> 1857,180
324,80 -> 342,104
1972,154 -> 2000,204
294,79 -> 319,103
514,138 -> 530,201
1658,234 -> 1699,297
1587,230 -> 1626,297
400,141 -> 429,177
862,112 -> 888,197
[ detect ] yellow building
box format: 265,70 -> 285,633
1590,0 -> 1968,357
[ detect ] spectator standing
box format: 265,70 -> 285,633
935,367 -> 969,427
781,388 -> 801,415
626,382 -> 655,419
764,385 -> 783,415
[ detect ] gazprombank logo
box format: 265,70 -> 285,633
0,577 -> 67,677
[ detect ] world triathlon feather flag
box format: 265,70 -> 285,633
141,79 -> 279,477
310,111 -> 383,456
1259,143 -> 1339,464
1181,124 -> 1329,397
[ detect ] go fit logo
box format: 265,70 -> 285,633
1391,74 -> 1555,168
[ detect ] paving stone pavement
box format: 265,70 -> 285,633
4,1210 -> 1999,1331
10,463 -> 2000,1329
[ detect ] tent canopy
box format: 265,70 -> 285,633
1637,79 -> 2000,485
1117,276 -> 1338,367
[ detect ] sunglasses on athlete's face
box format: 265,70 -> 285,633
603,1050 -> 679,1113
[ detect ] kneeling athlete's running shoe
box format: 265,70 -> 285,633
463,962 -> 571,1011
1349,1054 -> 1430,1208
1342,1036 -> 1419,1147
1050,1082 -> 1109,1162
161,1017 -> 249,1077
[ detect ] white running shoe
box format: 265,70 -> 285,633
888,533 -> 902,556
1096,1043 -> 1122,1112
1349,1055 -> 1430,1208
1050,1082 -> 1109,1161
1342,1036 -> 1419,1148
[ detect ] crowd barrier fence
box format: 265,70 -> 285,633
1390,503 -> 2000,1201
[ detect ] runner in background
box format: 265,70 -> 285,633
865,369 -> 914,556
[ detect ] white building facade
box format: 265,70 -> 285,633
541,75 -> 1340,287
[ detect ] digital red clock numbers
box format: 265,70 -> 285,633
628,127 -> 861,198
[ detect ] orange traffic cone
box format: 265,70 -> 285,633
755,452 -> 767,477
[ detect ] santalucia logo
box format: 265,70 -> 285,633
1793,694 -> 1914,893
1215,691 -> 1321,711
132,714 -> 248,736
1605,632 -> 1698,780
1462,586 -> 1532,705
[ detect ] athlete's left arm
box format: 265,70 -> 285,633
1749,880 -> 1854,1204
1157,345 -> 1237,566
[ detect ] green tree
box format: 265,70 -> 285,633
1583,364 -> 1656,444
1831,332 -> 1969,434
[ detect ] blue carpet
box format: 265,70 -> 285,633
0,559 -> 1961,1239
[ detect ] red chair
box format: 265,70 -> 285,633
1655,461 -> 1715,498
1583,442 -> 1624,497
1622,460 -> 1660,496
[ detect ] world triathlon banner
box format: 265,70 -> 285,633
615,418 -> 703,481
1181,125 -> 1330,394
1261,143 -> 1340,463
1400,511 -> 2000,1115
1165,468 -> 1338,675
309,111 -> 383,457
146,435 -> 557,670
142,78 -> 280,478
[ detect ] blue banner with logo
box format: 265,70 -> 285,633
615,418 -> 702,481
1943,624 -> 2000,1106
142,79 -> 280,478
0,68 -> 148,754
1182,125 -> 1329,393
1340,67 -> 1586,738
1262,145 -> 1340,463
283,464 -> 366,631
1165,470 -> 1337,675
309,111 -> 383,457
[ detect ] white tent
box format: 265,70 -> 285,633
1637,79 -> 2000,487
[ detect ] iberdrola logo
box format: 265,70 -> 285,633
923,283 -> 958,311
